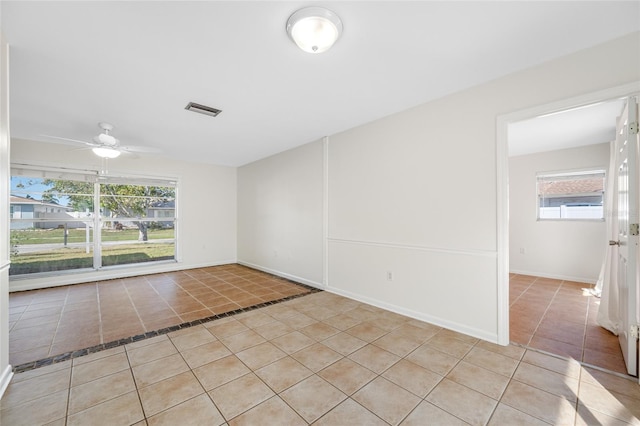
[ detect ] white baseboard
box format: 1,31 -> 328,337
236,261 -> 324,290
239,261 -> 499,343
510,269 -> 597,285
325,285 -> 500,344
0,365 -> 13,400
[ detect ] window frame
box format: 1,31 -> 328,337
9,164 -> 179,278
535,168 -> 606,222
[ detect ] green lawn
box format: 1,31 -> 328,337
9,242 -> 175,275
11,227 -> 174,244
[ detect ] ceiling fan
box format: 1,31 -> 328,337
43,122 -> 157,158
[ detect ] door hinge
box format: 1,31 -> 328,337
630,121 -> 639,135
631,325 -> 639,340
631,223 -> 639,236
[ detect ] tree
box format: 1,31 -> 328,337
41,180 -> 94,211
42,179 -> 174,241
40,192 -> 60,204
100,183 -> 174,241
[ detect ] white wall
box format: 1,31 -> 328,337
9,138 -> 237,291
327,81 -> 501,342
237,32 -> 640,344
509,143 -> 609,283
237,140 -> 324,287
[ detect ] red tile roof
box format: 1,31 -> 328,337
538,178 -> 604,196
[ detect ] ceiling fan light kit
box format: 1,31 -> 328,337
286,7 -> 343,53
91,122 -> 121,157
92,146 -> 121,158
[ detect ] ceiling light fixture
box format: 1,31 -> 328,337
286,7 -> 343,53
92,147 -> 121,158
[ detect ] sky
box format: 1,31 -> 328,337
11,177 -> 50,199
11,177 -> 71,206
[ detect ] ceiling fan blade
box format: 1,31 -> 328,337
118,145 -> 161,153
41,134 -> 99,147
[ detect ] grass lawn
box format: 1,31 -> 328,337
11,227 -> 174,245
9,242 -> 175,275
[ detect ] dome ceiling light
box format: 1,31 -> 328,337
92,147 -> 121,158
286,7 -> 343,53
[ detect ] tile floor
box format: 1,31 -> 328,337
8,264 -> 313,368
2,290 -> 639,425
509,274 -> 629,375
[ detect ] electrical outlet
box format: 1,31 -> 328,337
519,248 -> 525,254
387,271 -> 393,281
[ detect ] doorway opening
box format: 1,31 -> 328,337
497,82 -> 640,377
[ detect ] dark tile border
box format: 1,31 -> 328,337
12,278 -> 321,374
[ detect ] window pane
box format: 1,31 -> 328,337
537,170 -> 605,220
99,183 -> 175,266
10,175 -> 96,275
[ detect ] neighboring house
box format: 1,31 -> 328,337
147,199 -> 175,219
10,195 -> 77,229
538,177 -> 604,207
146,200 -> 175,228
538,176 -> 605,219
104,200 -> 175,230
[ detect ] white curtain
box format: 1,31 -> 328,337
595,139 -> 621,334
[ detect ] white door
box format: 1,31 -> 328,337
615,96 -> 639,377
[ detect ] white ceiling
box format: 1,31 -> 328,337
2,1 -> 639,167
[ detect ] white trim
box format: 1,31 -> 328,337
496,81 -> 640,347
325,286 -> 499,343
11,162 -> 180,183
1,33 -> 12,404
328,237 -> 498,258
11,163 -> 99,177
510,269 -> 597,285
174,182 -> 181,263
92,181 -> 102,269
237,260 -> 324,290
323,136 -> 329,287
500,82 -> 640,126
496,110 -> 510,345
9,259 -> 237,292
0,365 -> 13,400
535,168 -> 606,179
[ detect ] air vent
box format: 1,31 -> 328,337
185,102 -> 222,117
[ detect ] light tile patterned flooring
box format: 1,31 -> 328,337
510,274 -> 628,375
2,284 -> 640,425
8,264 -> 312,367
